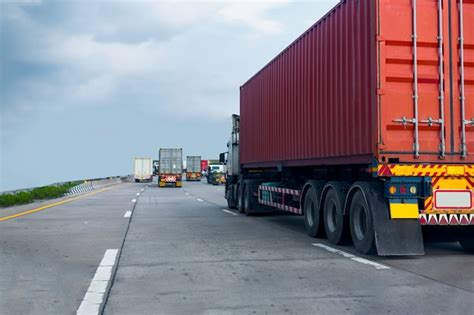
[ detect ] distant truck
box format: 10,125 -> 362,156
186,156 -> 202,181
207,164 -> 225,185
158,148 -> 183,188
201,160 -> 209,176
133,157 -> 153,182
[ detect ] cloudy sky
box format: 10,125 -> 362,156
0,0 -> 337,191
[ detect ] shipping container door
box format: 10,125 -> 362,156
378,0 -> 473,163
450,0 -> 474,161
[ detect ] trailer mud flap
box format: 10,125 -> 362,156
368,185 -> 424,256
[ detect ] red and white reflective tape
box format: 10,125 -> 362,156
419,213 -> 474,225
164,176 -> 177,183
258,198 -> 302,215
258,185 -> 301,196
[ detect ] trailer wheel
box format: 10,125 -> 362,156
323,187 -> 349,245
349,189 -> 376,255
303,187 -> 322,237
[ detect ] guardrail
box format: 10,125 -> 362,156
1,175 -> 131,195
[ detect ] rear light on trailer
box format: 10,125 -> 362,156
389,186 -> 397,195
385,178 -> 430,199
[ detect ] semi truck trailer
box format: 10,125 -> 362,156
158,148 -> 183,188
224,0 -> 473,256
133,157 -> 153,182
186,156 -> 202,181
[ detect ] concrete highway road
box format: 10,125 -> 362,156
0,180 -> 473,314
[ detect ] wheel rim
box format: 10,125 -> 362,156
327,200 -> 337,233
353,203 -> 367,241
306,200 -> 315,226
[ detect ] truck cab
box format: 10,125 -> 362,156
207,164 -> 225,185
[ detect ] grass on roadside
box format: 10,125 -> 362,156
0,181 -> 83,208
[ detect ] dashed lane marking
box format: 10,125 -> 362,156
136,193 -> 140,196
131,199 -> 137,203
123,211 -> 132,218
0,186 -> 117,222
312,243 -> 390,270
196,198 -> 203,202
76,249 -> 118,315
222,209 -> 238,216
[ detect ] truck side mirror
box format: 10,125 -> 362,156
219,152 -> 226,163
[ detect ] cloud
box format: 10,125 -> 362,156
218,1 -> 289,34
1,0 -> 339,191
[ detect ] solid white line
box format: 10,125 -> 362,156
77,249 -> 119,315
312,243 -> 389,270
131,199 -> 137,203
222,209 -> 238,216
123,211 -> 132,218
196,198 -> 203,202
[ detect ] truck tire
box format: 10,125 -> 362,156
243,182 -> 257,216
226,184 -> 237,209
303,186 -> 322,237
349,189 -> 376,255
323,186 -> 349,245
237,184 -> 244,213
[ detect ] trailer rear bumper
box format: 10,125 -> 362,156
378,163 -> 474,224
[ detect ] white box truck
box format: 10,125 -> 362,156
134,157 -> 153,182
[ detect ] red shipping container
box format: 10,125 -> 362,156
240,0 -> 473,168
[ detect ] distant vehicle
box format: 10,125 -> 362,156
133,157 -> 153,183
186,156 -> 201,181
201,160 -> 209,176
152,160 -> 159,176
158,148 -> 183,188
207,164 -> 225,185
223,0 -> 474,257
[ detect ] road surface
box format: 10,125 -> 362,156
0,180 -> 473,314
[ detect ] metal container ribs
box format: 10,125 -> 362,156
240,0 -> 473,168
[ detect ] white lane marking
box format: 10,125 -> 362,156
136,193 -> 140,196
141,189 -> 145,192
196,198 -> 203,202
77,249 -> 119,315
185,192 -> 190,195
313,243 -> 355,258
131,199 -> 137,203
312,243 -> 389,270
350,257 -> 390,270
123,211 -> 132,218
222,209 -> 238,216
